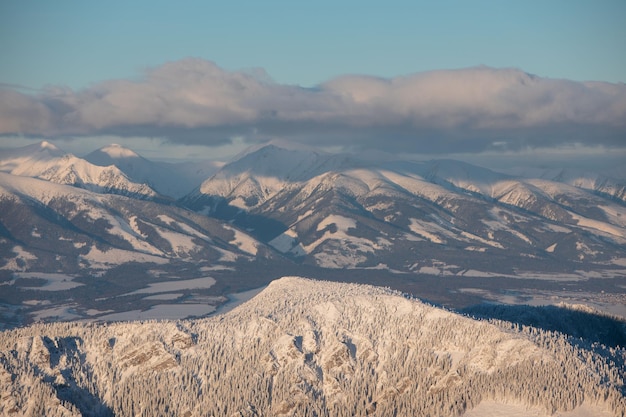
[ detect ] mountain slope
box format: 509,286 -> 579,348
0,172 -> 280,327
1,277 -> 623,416
2,141 -> 626,329
183,143 -> 626,277
84,144 -> 212,198
505,166 -> 626,204
0,141 -> 159,199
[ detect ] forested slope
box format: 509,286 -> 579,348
1,277 -> 624,416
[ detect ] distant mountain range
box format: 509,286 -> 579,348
185,142 -> 626,275
0,141 -> 625,327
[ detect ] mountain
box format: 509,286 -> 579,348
505,166 -> 626,204
183,143 -> 626,278
0,141 -> 159,199
1,277 -> 623,416
0,172 -> 282,328
2,140 -> 625,329
84,144 -> 217,198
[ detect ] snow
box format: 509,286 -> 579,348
296,209 -> 314,222
142,293 -> 183,300
460,231 -> 504,249
97,143 -> 139,158
153,224 -> 201,257
408,218 -> 445,244
215,285 -> 268,316
316,214 -> 357,232
465,246 -> 487,252
0,246 -> 38,271
0,143 -> 157,197
314,246 -> 368,268
269,228 -> 299,253
380,169 -> 455,202
571,213 -> 625,239
598,204 -> 626,228
223,225 -> 259,255
215,247 -> 239,262
30,304 -> 81,322
157,215 -> 211,241
542,223 -> 572,233
12,272 -> 83,291
483,208 -> 533,245
96,303 -> 217,321
98,214 -> 164,255
612,258 -> 626,266
128,216 -> 148,238
80,246 -> 168,269
125,277 -> 216,295
84,308 -> 113,316
1,276 -> 624,416
303,215 -> 390,268
463,401 -> 613,417
411,214 -> 505,249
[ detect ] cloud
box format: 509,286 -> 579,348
1,59 -> 625,154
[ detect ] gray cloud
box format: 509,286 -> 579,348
1,59 -> 625,154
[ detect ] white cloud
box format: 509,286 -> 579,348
1,59 -> 625,154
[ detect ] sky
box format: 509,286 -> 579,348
1,0 -> 625,165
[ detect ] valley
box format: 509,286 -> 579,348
1,141 -> 625,328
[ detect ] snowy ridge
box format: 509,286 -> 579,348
185,142 -> 626,274
85,144 -> 206,198
0,141 -> 158,199
506,166 -> 626,204
0,171 -> 268,293
0,277 -> 624,416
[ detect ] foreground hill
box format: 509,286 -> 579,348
1,277 -> 624,416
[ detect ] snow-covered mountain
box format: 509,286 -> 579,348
1,277 -> 624,416
184,143 -> 626,277
2,140 -> 625,328
84,144 -> 217,198
0,141 -> 159,199
0,172 -> 281,328
504,166 -> 626,204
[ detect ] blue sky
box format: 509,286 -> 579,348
2,0 -> 625,89
0,1 -> 625,163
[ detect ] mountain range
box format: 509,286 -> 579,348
0,140 -> 625,328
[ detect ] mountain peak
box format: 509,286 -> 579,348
0,140 -> 67,159
231,139 -> 325,162
33,140 -> 66,157
98,143 -> 140,159
39,140 -> 60,151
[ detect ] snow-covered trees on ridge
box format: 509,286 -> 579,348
1,277 -> 624,416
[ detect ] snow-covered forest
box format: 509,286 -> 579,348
1,277 -> 625,416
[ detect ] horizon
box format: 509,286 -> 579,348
1,2 -> 625,167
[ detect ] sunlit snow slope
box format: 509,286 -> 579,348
0,141 -> 158,199
184,143 -> 626,277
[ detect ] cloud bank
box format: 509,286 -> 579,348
1,58 -> 625,154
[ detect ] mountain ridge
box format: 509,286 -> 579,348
0,141 -> 160,199
1,140 -> 625,328
84,143 -> 214,198
1,277 -> 624,416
